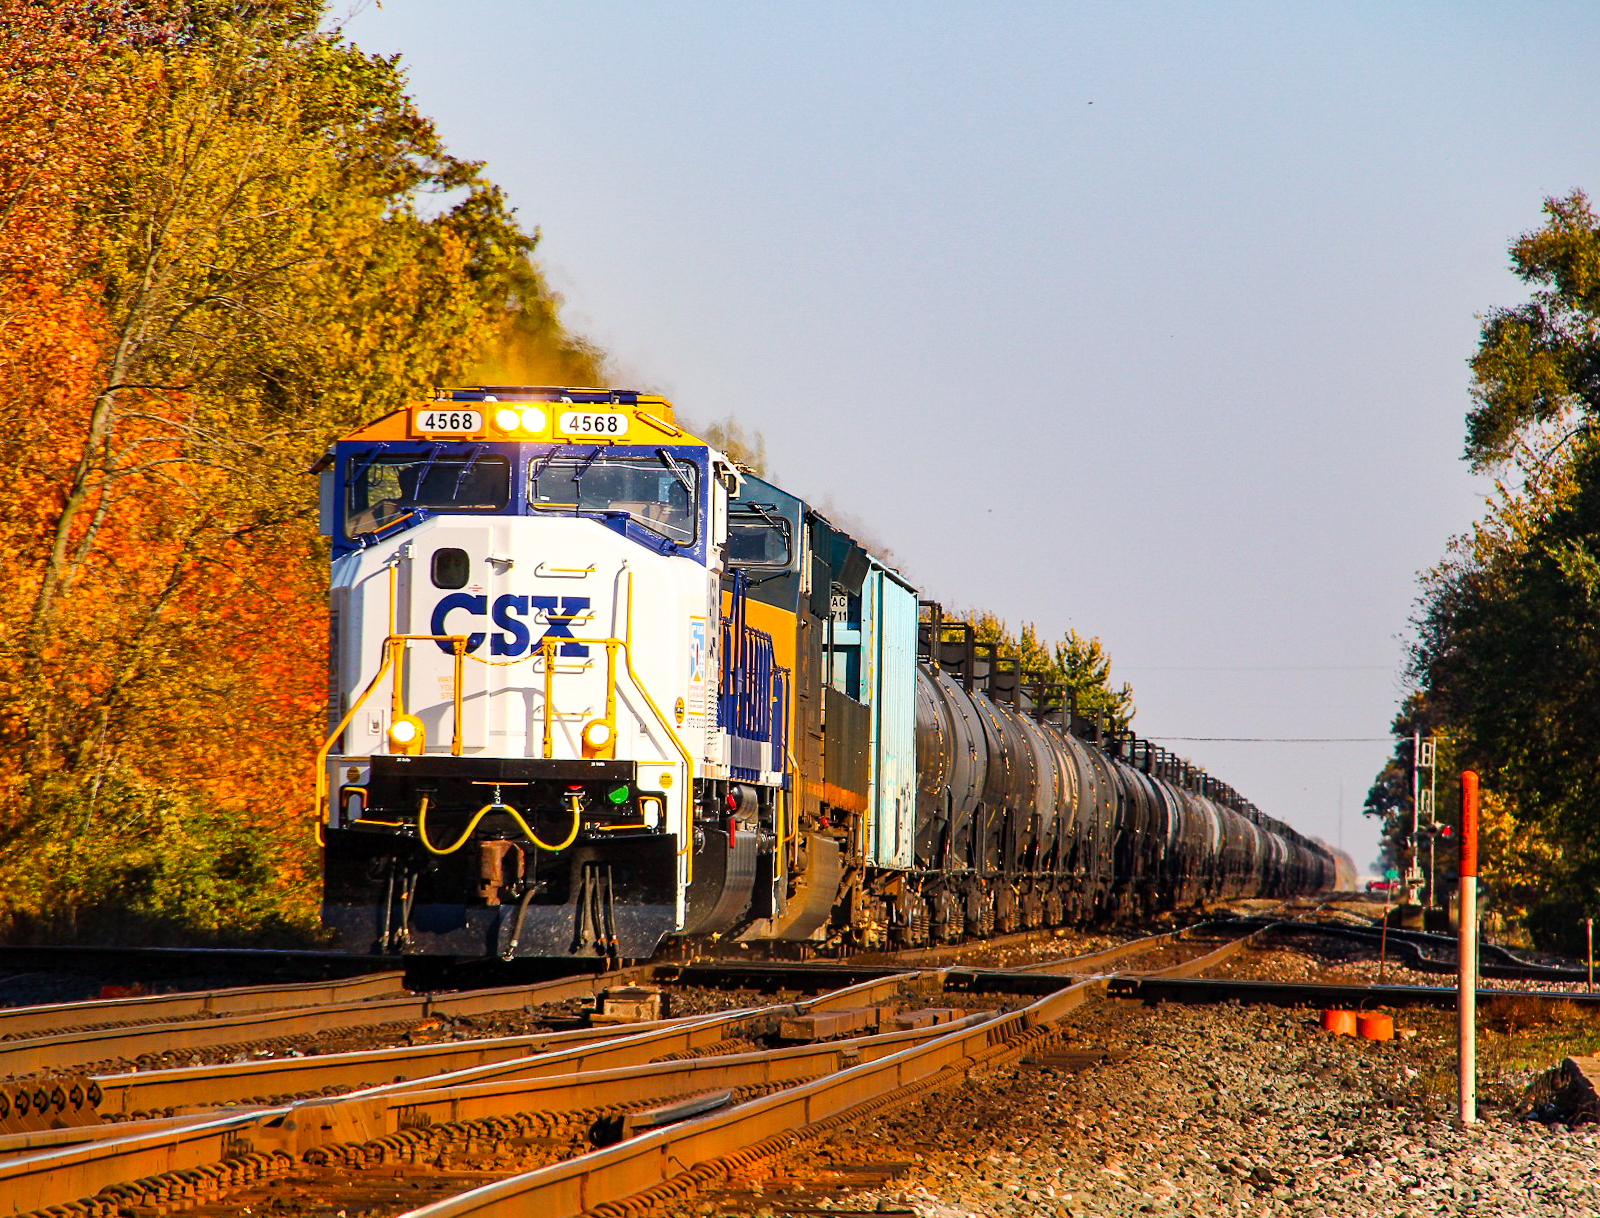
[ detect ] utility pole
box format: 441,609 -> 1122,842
1428,833 -> 1437,910
1338,778 -> 1345,856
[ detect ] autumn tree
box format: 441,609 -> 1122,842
0,0 -> 607,941
699,415 -> 771,477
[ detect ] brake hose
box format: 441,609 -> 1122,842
416,794 -> 582,855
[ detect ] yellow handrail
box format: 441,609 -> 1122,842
624,570 -> 695,884
534,633 -> 690,770
623,571 -> 694,778
530,580 -> 691,784
315,648 -> 396,845
387,633 -> 472,754
541,637 -> 556,759
451,639 -> 465,756
603,639 -> 619,748
321,575 -> 698,882
314,632 -> 471,843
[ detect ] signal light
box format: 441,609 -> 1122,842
607,784 -> 630,805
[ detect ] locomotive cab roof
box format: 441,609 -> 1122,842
324,386 -> 686,450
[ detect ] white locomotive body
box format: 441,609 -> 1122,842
318,389 -> 783,957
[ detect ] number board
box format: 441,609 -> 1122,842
559,410 -> 629,438
412,407 -> 483,436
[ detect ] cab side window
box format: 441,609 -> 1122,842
432,548 -> 470,589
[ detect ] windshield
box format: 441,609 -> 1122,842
345,449 -> 510,538
530,450 -> 698,545
729,510 -> 791,567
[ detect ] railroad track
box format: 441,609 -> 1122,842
0,915 -> 1587,1218
1224,917 -> 1594,984
0,925 -> 1211,1216
0,969 -> 1050,1215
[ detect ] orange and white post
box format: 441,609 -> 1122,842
1459,770 -> 1478,1124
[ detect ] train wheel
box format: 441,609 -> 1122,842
995,887 -> 1019,934
1044,888 -> 1065,926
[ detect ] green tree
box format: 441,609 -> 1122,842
1388,190 -> 1600,946
1407,444 -> 1600,942
967,612 -> 1135,731
1465,190 -> 1600,471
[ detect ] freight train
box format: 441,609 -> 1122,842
316,387 -> 1336,958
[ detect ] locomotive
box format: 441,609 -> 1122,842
316,387 -> 1335,958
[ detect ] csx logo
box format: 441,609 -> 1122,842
430,594 -> 591,657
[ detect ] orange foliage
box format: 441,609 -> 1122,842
0,3 -> 607,939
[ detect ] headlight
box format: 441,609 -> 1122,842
583,721 -> 612,749
494,406 -> 520,431
387,715 -> 425,754
518,406 -> 546,432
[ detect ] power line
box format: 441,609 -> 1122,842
1149,736 -> 1390,743
1119,665 -> 1394,672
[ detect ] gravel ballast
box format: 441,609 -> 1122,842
681,998 -> 1600,1217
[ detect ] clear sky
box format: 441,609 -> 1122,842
339,1 -> 1600,871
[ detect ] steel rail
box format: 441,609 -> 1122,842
1110,903 -> 1333,982
1008,927 -> 1202,974
0,945 -> 404,981
1121,925 -> 1274,980
0,972 -> 406,1040
1261,921 -> 1591,983
333,972 -> 937,1101
0,969 -> 649,1078
90,970 -> 933,1119
0,1109 -> 272,1157
871,925 -> 1064,965
0,1109 -> 267,1214
90,969 -> 953,1118
93,1016 -> 696,1117
653,961 -> 942,992
0,1015 -> 754,1208
1107,975 -> 1600,1007
25,1012 -> 999,1158
395,977 -> 1108,1218
253,1011 -> 1004,1157
0,974 -> 936,1213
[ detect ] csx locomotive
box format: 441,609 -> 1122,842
316,387 -> 1335,958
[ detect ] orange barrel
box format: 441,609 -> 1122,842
1357,1013 -> 1394,1041
1321,1009 -> 1357,1036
